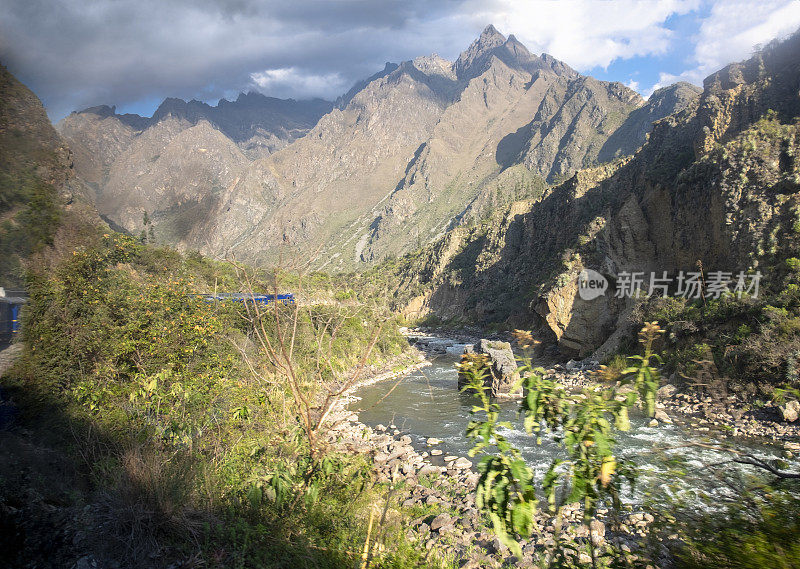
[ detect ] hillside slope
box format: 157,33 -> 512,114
0,64 -> 76,287
385,30 -> 800,361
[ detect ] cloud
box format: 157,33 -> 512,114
0,0 -> 462,120
647,0 -> 800,94
460,0 -> 701,70
250,67 -> 348,99
0,0 -> 797,121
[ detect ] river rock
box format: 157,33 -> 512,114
418,464 -> 441,477
590,519 -> 606,546
452,457 -> 473,469
430,513 -> 453,532
459,339 -> 520,397
654,409 -> 672,423
427,437 -> 442,445
779,400 -> 800,422
657,384 -> 678,400
431,449 -> 443,456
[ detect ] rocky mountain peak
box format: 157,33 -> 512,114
479,24 -> 505,44
540,53 -> 579,78
74,104 -> 150,129
336,62 -> 400,109
454,24 -> 508,78
453,25 -> 576,81
412,54 -> 455,78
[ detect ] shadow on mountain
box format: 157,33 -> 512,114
495,121 -> 532,170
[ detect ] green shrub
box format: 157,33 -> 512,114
674,490 -> 800,569
7,231 -> 422,568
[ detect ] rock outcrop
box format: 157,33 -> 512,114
780,400 -> 800,423
458,339 -> 520,397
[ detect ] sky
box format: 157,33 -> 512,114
1,0 -> 800,122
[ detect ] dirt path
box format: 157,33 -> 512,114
0,342 -> 22,376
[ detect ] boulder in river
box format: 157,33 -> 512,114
458,339 -> 520,397
779,400 -> 800,423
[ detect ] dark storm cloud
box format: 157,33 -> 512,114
0,0 -> 472,120
6,1 -> 793,122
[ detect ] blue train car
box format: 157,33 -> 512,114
202,292 -> 295,306
0,290 -> 27,344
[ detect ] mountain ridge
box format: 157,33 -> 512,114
57,25 -> 699,270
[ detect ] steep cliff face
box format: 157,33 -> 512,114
394,31 -> 800,358
0,64 -> 88,287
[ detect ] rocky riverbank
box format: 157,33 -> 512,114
539,359 -> 800,452
326,345 -> 667,567
324,405 -> 668,568
408,328 -> 800,450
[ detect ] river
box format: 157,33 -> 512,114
350,353 -> 797,509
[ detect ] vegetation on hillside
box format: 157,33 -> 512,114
626,116 -> 800,397
0,170 -> 61,287
1,222 -> 437,568
0,64 -> 69,288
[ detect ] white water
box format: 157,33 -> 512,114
351,354 -> 798,508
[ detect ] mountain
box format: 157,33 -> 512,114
193,26 -> 696,269
0,64 -> 86,287
385,29 -> 800,359
56,92 -> 332,243
149,94 -> 333,157
60,26 -> 697,269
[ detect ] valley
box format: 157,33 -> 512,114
1,15 -> 800,569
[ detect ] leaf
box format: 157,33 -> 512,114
247,484 -> 262,508
567,473 -> 587,503
510,501 -> 535,536
615,405 -> 630,431
305,483 -> 320,507
490,513 -> 523,558
600,456 -> 616,487
509,459 -> 532,487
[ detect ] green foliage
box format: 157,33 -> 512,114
0,171 -> 61,287
462,324 -> 665,557
674,490 -> 800,569
459,357 -> 535,558
8,230 -> 421,568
